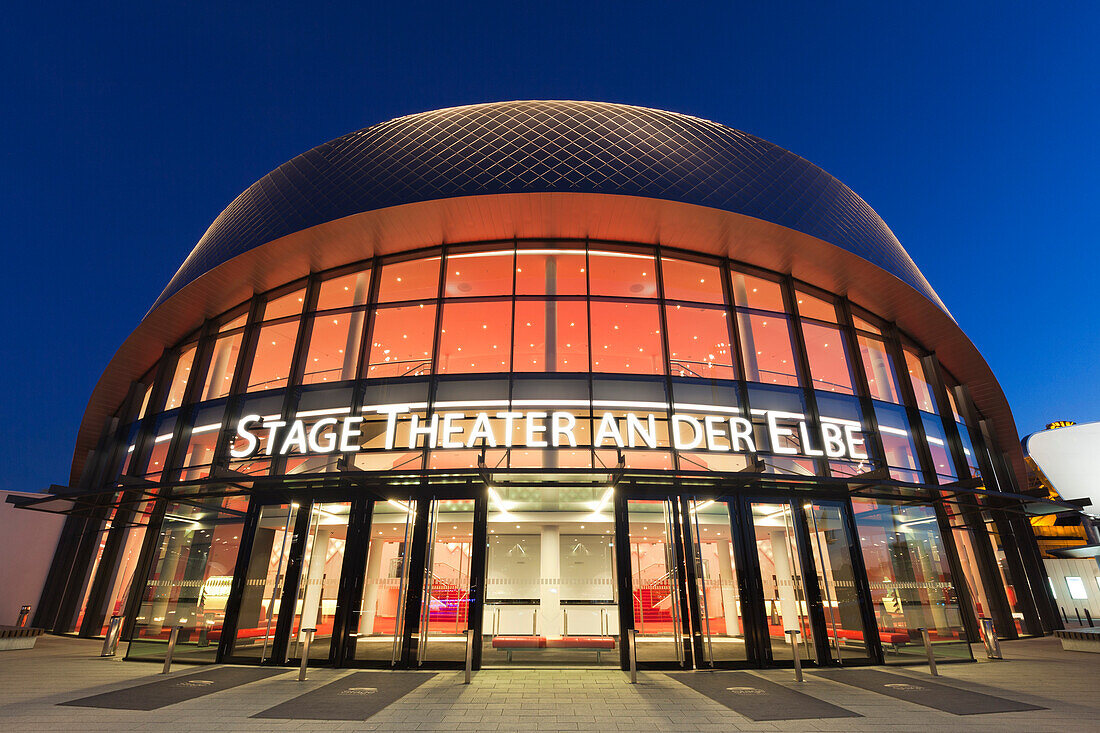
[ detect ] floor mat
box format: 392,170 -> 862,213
252,671 -> 436,720
668,671 -> 861,721
60,666 -> 284,710
813,669 -> 1046,715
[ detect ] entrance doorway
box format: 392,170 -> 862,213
225,500 -> 351,664
482,486 -> 618,666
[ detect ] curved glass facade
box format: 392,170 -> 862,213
108,241 -> 974,486
40,240 -> 1050,672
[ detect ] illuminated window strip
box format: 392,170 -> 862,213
878,425 -> 910,437
673,403 -> 741,415
295,406 -> 353,418
153,433 -> 173,443
191,423 -> 223,435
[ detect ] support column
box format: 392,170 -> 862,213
540,525 -> 561,637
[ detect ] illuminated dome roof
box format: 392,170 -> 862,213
155,100 -> 942,311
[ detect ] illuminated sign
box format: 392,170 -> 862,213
229,402 -> 869,461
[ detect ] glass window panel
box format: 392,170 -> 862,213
377,256 -> 440,302
660,257 -> 724,304
664,305 -> 735,380
801,322 -> 855,395
445,250 -> 514,297
515,248 -> 587,295
852,499 -> 971,663
805,503 -> 872,662
874,402 -> 923,482
200,333 -> 242,400
904,349 -> 937,413
437,300 -> 513,373
302,312 -> 364,384
137,381 -> 154,420
262,288 -> 305,321
858,335 -> 902,403
736,312 -> 799,386
957,422 -> 981,477
316,270 -> 371,311
164,345 -> 196,411
852,314 -> 881,335
588,250 -> 658,298
943,384 -> 963,423
922,414 -> 957,484
512,299 -> 589,372
589,301 -> 663,374
219,313 -> 247,332
730,271 -> 785,312
128,497 -> 248,663
795,290 -> 838,323
367,304 -> 436,378
98,512 -> 151,634
247,321 -> 299,392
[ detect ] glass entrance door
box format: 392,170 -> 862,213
804,502 -> 872,664
686,499 -> 748,665
228,500 -> 351,664
230,503 -> 298,662
353,498 -> 416,664
416,499 -> 475,664
627,498 -> 688,666
747,500 -> 817,664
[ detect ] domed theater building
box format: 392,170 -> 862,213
25,101 -> 1065,670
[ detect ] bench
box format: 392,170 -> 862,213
1055,627 -> 1100,654
491,635 -> 615,662
0,626 -> 43,651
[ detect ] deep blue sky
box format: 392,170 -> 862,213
2,2 -> 1097,491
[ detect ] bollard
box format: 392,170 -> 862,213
918,627 -> 938,676
1086,609 -> 1094,628
161,625 -> 183,674
787,630 -> 803,683
979,618 -> 1002,659
628,629 -> 638,684
464,628 -> 475,684
1076,608 -> 1083,626
17,605 -> 31,628
1061,607 -> 1068,624
298,629 -> 315,681
100,615 -> 123,657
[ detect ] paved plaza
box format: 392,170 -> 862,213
0,634 -> 1096,732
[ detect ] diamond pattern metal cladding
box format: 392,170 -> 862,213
154,101 -> 942,312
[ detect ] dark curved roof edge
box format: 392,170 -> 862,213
152,100 -> 945,313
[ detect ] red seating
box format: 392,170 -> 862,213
546,636 -> 615,650
492,635 -> 546,649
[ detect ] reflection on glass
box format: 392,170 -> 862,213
904,349 -> 937,413
201,333 -> 241,400
852,499 -> 971,662
749,501 -> 816,662
874,402 -> 923,483
858,335 -> 901,403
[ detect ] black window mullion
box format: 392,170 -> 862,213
782,275 -> 829,477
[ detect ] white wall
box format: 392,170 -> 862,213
1044,558 -> 1100,621
0,491 -> 65,626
